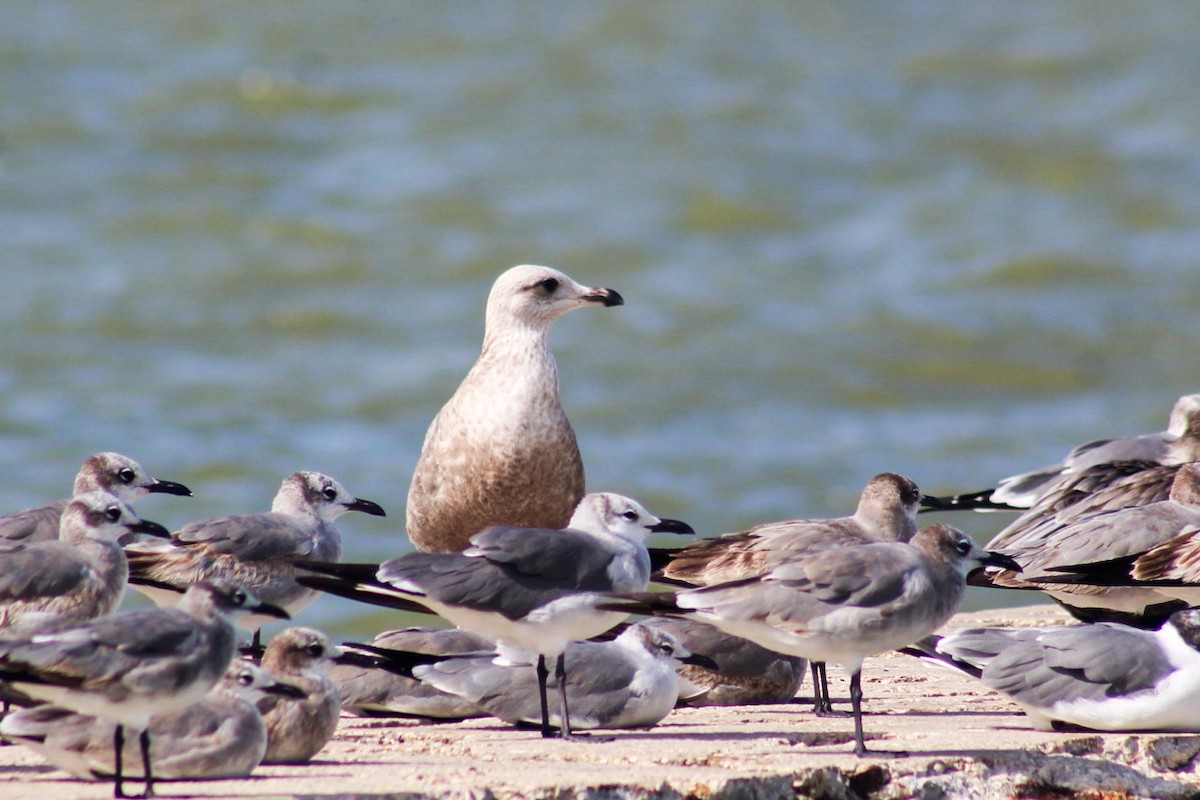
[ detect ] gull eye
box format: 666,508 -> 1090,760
955,539 -> 972,555
105,506 -> 122,523
322,486 -> 338,501
232,589 -> 247,606
306,642 -> 325,658
238,671 -> 254,687
117,468 -> 136,484
622,510 -> 639,522
537,277 -> 559,293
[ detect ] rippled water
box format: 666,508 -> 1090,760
3,2 -> 1200,638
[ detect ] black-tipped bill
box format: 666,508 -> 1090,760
980,551 -> 1023,572
648,518 -> 695,536
264,680 -> 307,699
127,518 -> 171,539
345,497 -> 387,517
149,479 -> 193,497
253,601 -> 292,621
584,287 -> 624,307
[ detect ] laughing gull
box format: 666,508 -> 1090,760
911,609 -> 1200,731
970,463 -> 1200,627
0,660 -> 302,781
330,627 -> 493,719
655,472 -> 921,714
0,580 -> 289,798
254,626 -> 343,764
0,492 -> 169,629
406,265 -> 624,553
0,453 -> 191,545
299,491 -> 693,738
921,393 -> 1200,512
638,618 -> 807,707
124,471 -> 384,645
411,622 -> 713,732
601,524 -> 1018,756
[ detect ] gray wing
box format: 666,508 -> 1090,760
0,541 -> 92,601
171,513 -> 315,560
981,624 -> 1174,708
0,501 -> 69,544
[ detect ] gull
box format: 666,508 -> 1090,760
639,618 -> 807,707
0,580 -> 289,798
330,627 -> 493,719
411,622 -> 714,732
0,492 -> 169,629
0,453 -> 191,545
970,463 -> 1200,627
654,472 -> 921,714
921,393 -> 1200,512
0,661 -> 302,781
406,265 -> 624,553
124,471 -> 384,645
912,609 -> 1200,731
298,491 -> 693,738
254,626 -> 343,764
600,524 -> 1018,757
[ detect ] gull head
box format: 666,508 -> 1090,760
485,265 -> 623,334
568,492 -> 694,543
273,471 -> 387,522
74,452 -> 192,501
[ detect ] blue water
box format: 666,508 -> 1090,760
3,2 -> 1200,637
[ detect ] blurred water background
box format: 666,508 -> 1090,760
3,2 -> 1200,639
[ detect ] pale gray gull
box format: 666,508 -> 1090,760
298,491 -> 693,738
406,265 -> 624,553
254,626 -> 343,764
908,608 -> 1200,732
124,471 -> 384,646
600,524 -> 1019,757
0,660 -> 302,781
921,392 -> 1200,512
0,491 -> 169,629
0,580 -> 289,798
0,452 -> 190,545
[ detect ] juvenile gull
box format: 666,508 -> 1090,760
910,609 -> 1200,731
0,453 -> 191,545
299,491 -> 693,738
639,618 -> 807,707
971,463 -> 1200,626
254,626 -> 343,764
412,623 -> 714,732
0,661 -> 302,781
0,492 -> 169,629
655,473 -> 921,713
601,524 -> 1018,756
0,580 -> 289,798
331,627 -> 493,719
124,471 -> 384,643
406,265 -> 624,553
921,393 -> 1200,512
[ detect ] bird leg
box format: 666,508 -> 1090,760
536,655 -> 553,738
554,653 -> 572,738
850,669 -> 906,758
113,725 -> 127,798
811,662 -> 849,717
139,728 -> 155,797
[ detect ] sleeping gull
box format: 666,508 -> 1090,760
0,492 -> 169,629
908,608 -> 1200,732
921,392 -> 1200,512
298,491 -> 693,738
254,626 -> 343,764
411,622 -> 714,732
330,627 -> 493,719
124,471 -> 384,646
0,453 -> 190,545
654,472 -> 921,714
406,265 -> 624,553
970,463 -> 1200,627
0,661 -> 302,781
600,524 -> 1018,757
0,580 -> 289,798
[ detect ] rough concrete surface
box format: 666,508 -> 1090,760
2,605 -> 1199,800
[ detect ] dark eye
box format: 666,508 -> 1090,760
306,643 -> 325,658
232,589 -> 247,606
322,486 -> 338,501
537,277 -> 559,293
622,510 -> 639,521
118,468 -> 136,484
238,672 -> 254,687
955,539 -> 972,555
105,506 -> 122,523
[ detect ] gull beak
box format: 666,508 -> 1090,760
345,497 -> 387,517
252,601 -> 291,621
264,680 -> 307,699
148,479 -> 193,497
679,652 -> 720,670
582,287 -> 624,307
127,518 -> 171,539
980,551 -> 1023,572
648,518 -> 695,536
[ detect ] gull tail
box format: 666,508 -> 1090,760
919,490 -> 1020,513
294,561 -> 434,616
594,591 -> 682,616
